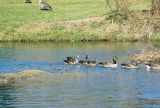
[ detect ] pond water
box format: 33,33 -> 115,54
0,42 -> 160,108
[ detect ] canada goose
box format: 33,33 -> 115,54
79,55 -> 89,65
64,55 -> 79,65
145,62 -> 160,70
39,0 -> 52,10
99,56 -> 118,68
86,60 -> 96,67
25,0 -> 32,3
121,62 -> 139,69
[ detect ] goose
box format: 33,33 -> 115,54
64,55 -> 79,65
25,0 -> 32,3
99,56 -> 118,68
79,55 -> 89,65
86,60 -> 96,67
145,62 -> 160,70
79,55 -> 96,67
121,62 -> 139,69
39,0 -> 52,10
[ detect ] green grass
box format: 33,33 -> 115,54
150,33 -> 160,42
0,0 -> 106,30
0,0 -> 158,42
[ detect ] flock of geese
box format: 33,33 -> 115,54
63,55 -> 160,71
25,0 -> 52,11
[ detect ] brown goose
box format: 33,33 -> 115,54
25,0 -> 32,3
39,0 -> 52,10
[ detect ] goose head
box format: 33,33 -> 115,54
75,54 -> 79,59
85,55 -> 89,61
113,56 -> 118,64
145,61 -> 153,70
74,54 -> 79,63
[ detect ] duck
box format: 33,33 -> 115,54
64,55 -> 79,65
99,56 -> 118,68
145,62 -> 160,70
79,55 -> 89,65
39,0 -> 52,10
25,0 -> 32,3
121,62 -> 139,69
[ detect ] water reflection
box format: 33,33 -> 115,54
0,71 -> 160,108
0,84 -> 16,108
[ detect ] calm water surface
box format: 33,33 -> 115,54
0,42 -> 160,108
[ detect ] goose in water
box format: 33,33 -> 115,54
86,60 -> 96,67
99,56 -> 118,68
121,62 -> 139,69
64,55 -> 79,65
39,0 -> 52,10
79,55 -> 96,67
25,0 -> 32,3
79,55 -> 89,65
145,62 -> 160,70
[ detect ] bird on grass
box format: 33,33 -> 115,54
39,0 -> 52,11
25,0 -> 32,3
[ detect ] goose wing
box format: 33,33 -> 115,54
66,57 -> 74,61
99,62 -> 108,65
121,63 -> 130,67
79,60 -> 86,64
43,2 -> 52,9
64,60 -> 69,63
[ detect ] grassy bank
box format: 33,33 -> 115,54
0,0 -> 159,42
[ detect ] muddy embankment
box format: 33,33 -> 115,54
0,70 -> 51,83
129,45 -> 160,64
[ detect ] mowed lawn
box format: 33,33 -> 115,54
0,0 -> 106,30
0,0 -> 153,42
0,0 -> 151,31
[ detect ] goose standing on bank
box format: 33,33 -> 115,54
39,0 -> 52,10
99,56 -> 118,68
25,0 -> 32,3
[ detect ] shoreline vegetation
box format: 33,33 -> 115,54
0,0 -> 159,42
129,46 -> 160,63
